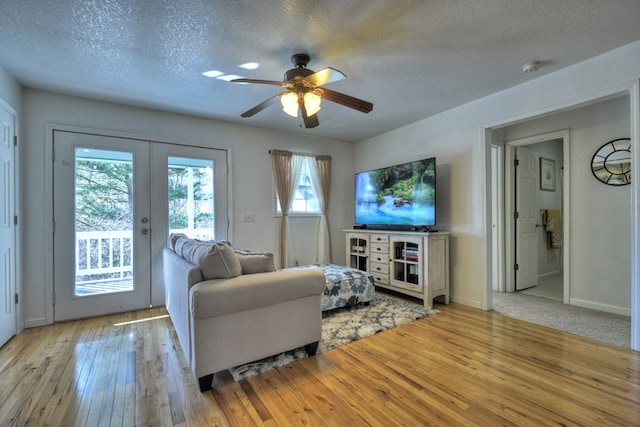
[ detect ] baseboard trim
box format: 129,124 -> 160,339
538,269 -> 562,280
24,317 -> 47,328
570,298 -> 631,317
450,295 -> 482,310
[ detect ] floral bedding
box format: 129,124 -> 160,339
291,263 -> 375,311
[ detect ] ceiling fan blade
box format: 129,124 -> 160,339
240,93 -> 284,118
305,67 -> 347,86
320,88 -> 373,113
231,78 -> 288,87
300,102 -> 320,128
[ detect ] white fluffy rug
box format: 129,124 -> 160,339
228,292 -> 434,381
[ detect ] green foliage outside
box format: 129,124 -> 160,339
167,165 -> 214,230
75,160 -> 134,231
75,160 -> 213,232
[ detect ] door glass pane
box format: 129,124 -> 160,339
74,148 -> 134,296
168,157 -> 215,240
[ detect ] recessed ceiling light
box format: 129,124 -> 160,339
216,74 -> 244,82
522,61 -> 540,73
202,70 -> 225,78
239,62 -> 259,70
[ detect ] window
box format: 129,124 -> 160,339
276,156 -> 321,215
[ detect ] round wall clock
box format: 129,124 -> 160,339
591,138 -> 631,186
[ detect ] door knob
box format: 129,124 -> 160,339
141,217 -> 149,223
535,223 -> 543,228
140,228 -> 149,235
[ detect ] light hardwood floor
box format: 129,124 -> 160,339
1,303 -> 639,426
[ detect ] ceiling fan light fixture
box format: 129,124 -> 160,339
304,92 -> 322,116
235,53 -> 372,127
281,92 -> 299,117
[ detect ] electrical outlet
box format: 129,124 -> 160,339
243,213 -> 256,222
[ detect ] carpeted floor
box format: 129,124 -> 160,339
492,291 -> 631,348
228,291 -> 434,381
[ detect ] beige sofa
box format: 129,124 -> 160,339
163,236 -> 325,391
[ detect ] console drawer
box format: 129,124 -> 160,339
370,243 -> 389,254
370,253 -> 389,264
370,262 -> 389,275
371,272 -> 389,286
370,234 -> 389,244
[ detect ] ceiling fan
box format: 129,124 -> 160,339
231,53 -> 373,128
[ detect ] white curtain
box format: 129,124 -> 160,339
309,155 -> 332,263
269,150 -> 297,268
271,150 -> 331,267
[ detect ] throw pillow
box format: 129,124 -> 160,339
234,250 -> 276,275
168,233 -> 187,250
174,237 -> 242,279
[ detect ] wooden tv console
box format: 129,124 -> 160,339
344,229 -> 450,309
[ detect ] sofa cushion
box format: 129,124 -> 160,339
234,250 -> 276,274
174,237 -> 242,280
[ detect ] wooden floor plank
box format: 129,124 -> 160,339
1,303 -> 639,426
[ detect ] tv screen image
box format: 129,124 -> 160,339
355,157 -> 436,228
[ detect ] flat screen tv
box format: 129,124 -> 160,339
355,157 -> 436,230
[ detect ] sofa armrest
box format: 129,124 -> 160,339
190,268 -> 325,319
163,247 -> 204,290
164,247 -> 204,363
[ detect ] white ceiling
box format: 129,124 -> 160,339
2,0 -> 640,142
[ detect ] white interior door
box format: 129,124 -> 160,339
53,131 -> 229,320
0,104 -> 16,346
53,131 -> 151,321
515,146 -> 539,290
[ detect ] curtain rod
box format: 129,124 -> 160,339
268,149 -> 331,158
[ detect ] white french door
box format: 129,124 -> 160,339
149,142 -> 229,307
53,130 -> 228,321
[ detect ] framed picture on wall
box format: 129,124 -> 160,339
540,157 -> 556,191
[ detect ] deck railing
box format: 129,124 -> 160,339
75,229 -> 214,284
75,231 -> 132,284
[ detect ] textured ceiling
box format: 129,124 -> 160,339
2,0 -> 640,142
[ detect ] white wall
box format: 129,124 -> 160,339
0,66 -> 21,110
503,97 -> 631,313
21,89 -> 354,326
355,40 -> 640,310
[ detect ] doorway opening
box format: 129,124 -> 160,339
493,130 -> 568,303
487,94 -> 635,348
510,136 -> 565,301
